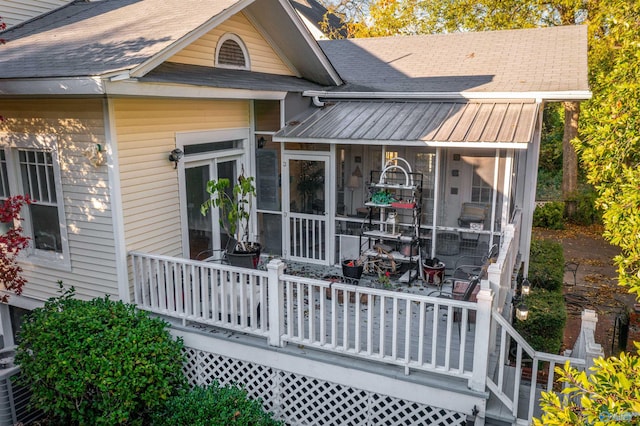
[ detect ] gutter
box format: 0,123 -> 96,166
0,77 -> 104,96
303,90 -> 592,102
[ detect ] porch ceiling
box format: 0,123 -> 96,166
273,100 -> 539,148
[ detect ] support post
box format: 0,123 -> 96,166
470,285 -> 494,392
581,309 -> 604,371
267,259 -> 286,347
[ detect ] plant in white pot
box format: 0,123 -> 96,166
200,170 -> 261,268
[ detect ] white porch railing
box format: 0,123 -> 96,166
130,253 -> 486,386
278,275 -> 479,380
129,249 -> 601,424
130,252 -> 269,337
487,311 -> 587,425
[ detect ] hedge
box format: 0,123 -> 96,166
527,238 -> 564,291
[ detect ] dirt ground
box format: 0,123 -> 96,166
533,223 -> 636,357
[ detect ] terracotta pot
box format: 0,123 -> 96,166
400,243 -> 418,256
423,262 -> 445,284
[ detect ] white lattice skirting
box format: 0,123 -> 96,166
183,346 -> 466,425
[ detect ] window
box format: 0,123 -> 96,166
19,150 -> 62,252
215,34 -> 249,70
0,140 -> 68,264
0,150 -> 9,198
471,164 -> 493,203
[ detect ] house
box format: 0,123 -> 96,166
0,0 -> 597,424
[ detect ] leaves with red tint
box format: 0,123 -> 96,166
1,195 -> 33,301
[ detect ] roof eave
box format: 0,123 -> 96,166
0,77 -> 105,96
303,90 -> 592,101
104,79 -> 288,100
271,136 -> 530,149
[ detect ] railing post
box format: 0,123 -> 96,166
267,259 -> 286,348
581,309 -> 604,371
470,284 -> 494,392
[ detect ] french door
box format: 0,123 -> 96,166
283,154 -> 330,265
184,157 -> 239,259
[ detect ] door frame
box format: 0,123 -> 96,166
282,151 -> 333,265
176,128 -> 249,259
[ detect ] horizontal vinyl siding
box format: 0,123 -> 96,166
0,0 -> 71,27
0,99 -> 119,302
168,12 -> 294,76
113,98 -> 249,257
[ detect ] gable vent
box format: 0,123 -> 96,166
218,40 -> 245,67
215,34 -> 250,70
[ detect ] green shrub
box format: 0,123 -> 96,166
15,286 -> 187,425
152,382 -> 282,426
533,201 -> 565,230
567,187 -> 602,226
535,169 -> 562,201
514,288 -> 566,354
528,239 -> 564,291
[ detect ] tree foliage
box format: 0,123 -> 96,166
534,344 -> 640,425
0,195 -> 32,302
15,285 -> 187,425
575,1 -> 640,297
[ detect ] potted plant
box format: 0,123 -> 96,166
200,171 -> 261,268
342,254 -> 366,281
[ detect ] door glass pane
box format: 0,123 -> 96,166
186,165 -> 211,259
258,212 -> 282,255
256,142 -> 281,211
289,159 -> 325,214
217,160 -> 237,247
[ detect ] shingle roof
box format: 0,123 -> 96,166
141,62 -> 324,92
274,100 -> 539,146
0,0 -> 241,78
319,26 -> 589,94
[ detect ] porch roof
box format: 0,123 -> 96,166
273,100 -> 539,148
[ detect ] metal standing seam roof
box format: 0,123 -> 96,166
273,101 -> 539,147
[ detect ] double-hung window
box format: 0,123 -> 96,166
1,136 -> 68,265
18,150 -> 62,252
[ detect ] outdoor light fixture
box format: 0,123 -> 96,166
257,136 -> 267,149
168,148 -> 183,169
516,304 -> 529,321
514,278 -> 531,321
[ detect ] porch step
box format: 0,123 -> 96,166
485,362 -> 543,426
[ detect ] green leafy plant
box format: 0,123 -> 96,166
15,285 -> 187,425
528,238 -> 565,291
534,344 -> 640,425
151,382 -> 282,426
514,288 -> 566,354
201,169 -> 257,252
516,238 -> 566,353
566,187 -> 602,226
0,194 -> 32,302
533,201 -> 565,230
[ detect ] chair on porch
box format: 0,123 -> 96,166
451,242 -> 492,280
428,277 -> 480,336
